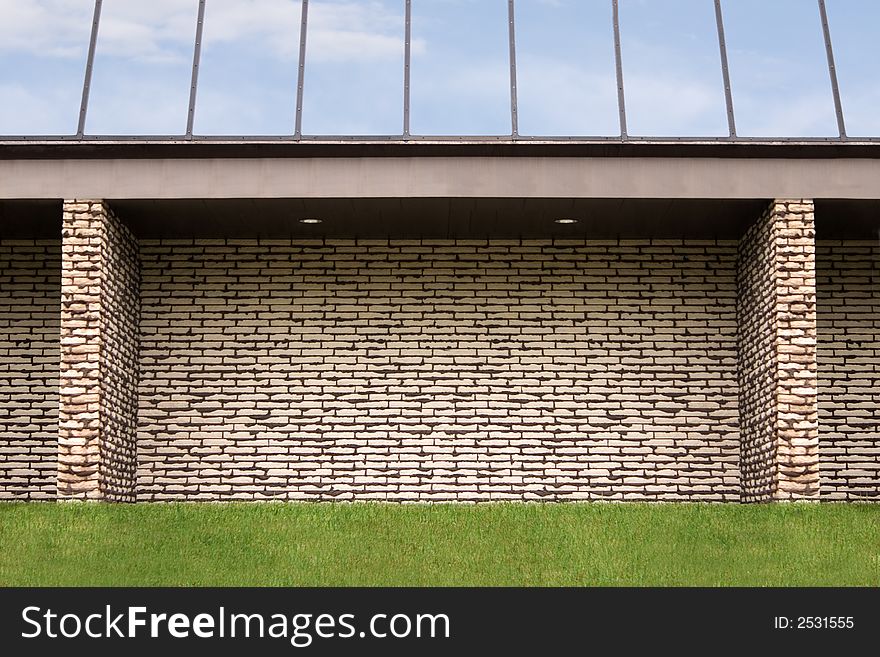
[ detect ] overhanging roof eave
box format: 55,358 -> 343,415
2,138 -> 880,161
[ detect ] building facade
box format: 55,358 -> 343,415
0,143 -> 878,502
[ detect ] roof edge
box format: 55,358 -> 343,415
2,139 -> 880,160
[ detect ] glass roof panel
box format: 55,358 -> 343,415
0,0 -> 93,135
410,0 -> 510,136
824,0 -> 880,137
723,0 -> 838,137
86,0 -> 198,135
1,0 -> 878,140
515,0 -> 618,137
619,0 -> 728,137
194,0 -> 301,136
301,0 -> 404,136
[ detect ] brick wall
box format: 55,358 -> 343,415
737,200 -> 820,502
4,204 -> 873,503
58,201 -> 140,502
817,240 -> 880,500
137,239 -> 741,501
0,240 -> 60,500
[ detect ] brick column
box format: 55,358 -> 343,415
58,200 -> 139,502
737,199 -> 820,502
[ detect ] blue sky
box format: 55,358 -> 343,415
0,0 -> 876,137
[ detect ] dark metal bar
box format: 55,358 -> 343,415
295,0 -> 310,137
611,0 -> 627,138
9,134 -> 880,145
8,131 -> 874,144
404,0 -> 412,137
507,0 -> 519,136
186,0 -> 207,138
818,0 -> 846,138
77,0 -> 103,137
713,0 -> 736,137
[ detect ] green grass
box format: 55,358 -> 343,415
0,503 -> 877,586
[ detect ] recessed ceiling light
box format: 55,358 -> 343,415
554,218 -> 579,224
299,218 -> 322,224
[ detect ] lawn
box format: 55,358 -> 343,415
0,503 -> 877,586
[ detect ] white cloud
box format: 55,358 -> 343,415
0,0 -> 197,62
200,0 -> 411,63
308,1 -> 404,62
0,0 -> 412,64
197,0 -> 302,60
0,0 -> 93,58
94,0 -> 199,63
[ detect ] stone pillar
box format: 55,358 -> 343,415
737,199 -> 820,502
58,200 -> 139,502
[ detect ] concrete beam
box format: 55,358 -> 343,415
1,156 -> 880,200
